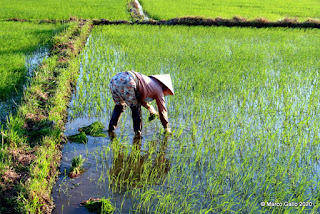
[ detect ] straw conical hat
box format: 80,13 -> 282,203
149,74 -> 174,95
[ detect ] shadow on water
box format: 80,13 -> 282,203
0,46 -> 49,125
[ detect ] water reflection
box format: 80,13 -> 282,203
0,46 -> 49,125
109,135 -> 170,192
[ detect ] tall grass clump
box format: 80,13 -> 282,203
63,25 -> 320,213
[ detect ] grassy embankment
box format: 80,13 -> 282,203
68,24 -> 320,213
0,20 -> 92,213
139,0 -> 320,21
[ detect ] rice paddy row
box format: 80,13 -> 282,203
52,25 -> 320,213
139,0 -> 320,21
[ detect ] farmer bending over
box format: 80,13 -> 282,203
108,71 -> 174,137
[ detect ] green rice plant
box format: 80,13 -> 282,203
67,132 -> 88,143
81,197 -> 115,214
68,154 -> 85,178
139,0 -> 320,21
59,24 -> 320,213
78,121 -> 106,137
1,0 -> 130,21
0,21 -> 66,100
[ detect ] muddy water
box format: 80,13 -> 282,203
0,46 -> 49,124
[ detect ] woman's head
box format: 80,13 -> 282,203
162,85 -> 173,96
149,74 -> 174,96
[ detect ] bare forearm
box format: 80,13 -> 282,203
142,102 -> 158,115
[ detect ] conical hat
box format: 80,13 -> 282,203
149,74 -> 174,95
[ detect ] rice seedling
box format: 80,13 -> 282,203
68,154 -> 85,178
67,132 -> 88,143
81,197 -> 115,214
139,0 -> 320,21
78,121 -> 106,137
53,24 -> 320,213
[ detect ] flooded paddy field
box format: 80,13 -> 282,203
53,25 -> 320,213
0,21 -> 65,125
0,46 -> 50,124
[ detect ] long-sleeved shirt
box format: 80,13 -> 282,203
133,71 -> 169,128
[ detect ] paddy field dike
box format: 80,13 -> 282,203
1,0 -> 320,213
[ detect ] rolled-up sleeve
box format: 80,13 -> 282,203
155,93 -> 168,128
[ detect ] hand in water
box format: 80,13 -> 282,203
164,127 -> 172,135
148,113 -> 158,121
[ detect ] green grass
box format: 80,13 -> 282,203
0,21 -> 66,100
139,0 -> 320,21
69,25 -> 320,213
0,0 -> 131,21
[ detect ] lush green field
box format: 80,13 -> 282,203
139,0 -> 320,21
0,0 -> 130,21
2,0 -> 320,212
57,25 -> 320,213
0,22 -> 66,100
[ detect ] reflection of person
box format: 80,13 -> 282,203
108,135 -> 170,189
108,71 -> 174,137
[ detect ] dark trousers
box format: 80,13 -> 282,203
108,104 -> 142,133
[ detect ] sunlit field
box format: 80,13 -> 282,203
0,0 -> 130,21
139,0 -> 320,21
0,22 -> 67,125
52,25 -> 320,213
0,22 -> 66,99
